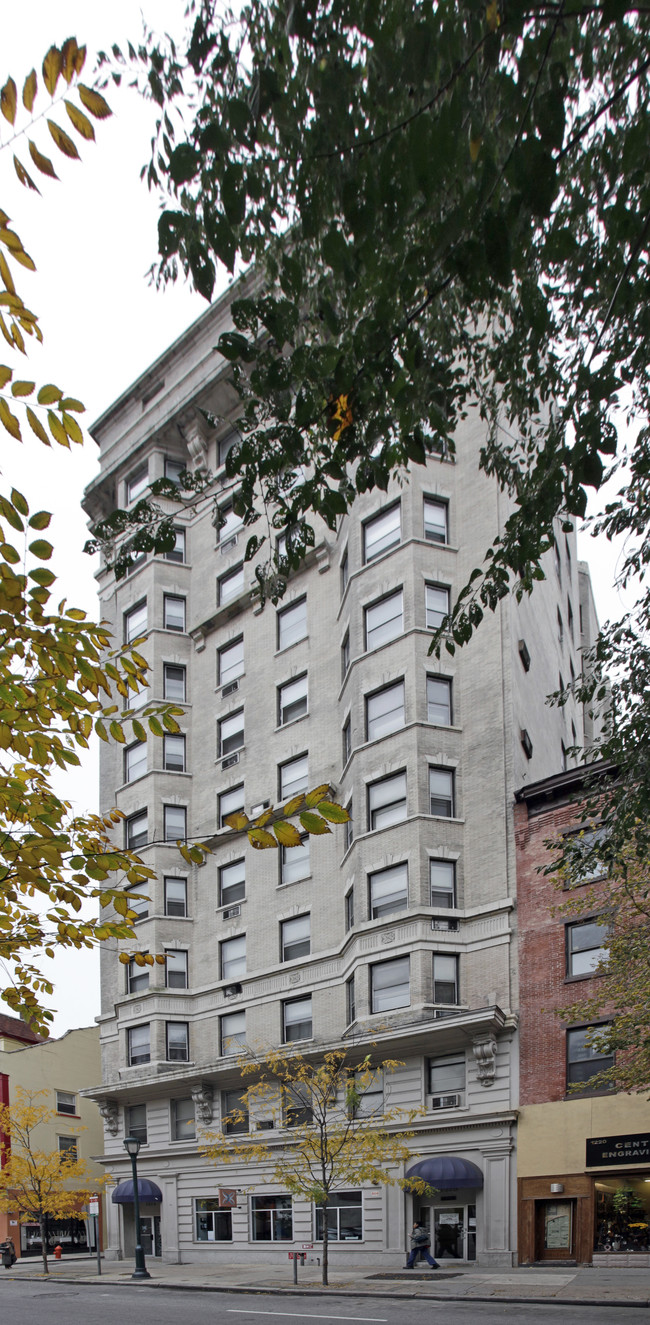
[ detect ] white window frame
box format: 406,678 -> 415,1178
124,599 -> 147,645
164,804 -> 187,842
164,876 -> 187,917
278,674 -> 308,726
219,710 -> 244,757
365,589 -> 403,651
163,594 -> 186,633
166,1021 -> 189,1062
55,1091 -> 76,1116
281,836 -> 310,885
220,858 -> 245,906
427,676 -> 452,726
164,663 -> 186,702
566,920 -> 609,977
126,810 -> 148,851
368,771 -> 407,830
371,956 -> 410,1013
125,741 -> 147,784
171,1096 -> 195,1141
278,597 -> 307,650
166,949 -> 188,989
363,503 -> 401,563
127,957 -> 149,995
221,934 -> 246,981
281,914 -> 311,961
279,753 -> 309,801
282,996 -> 312,1042
366,680 -> 405,741
128,1023 -> 150,1066
219,784 -> 244,828
433,953 -> 459,1005
430,859 -> 456,908
220,1011 -> 246,1057
218,564 -> 244,606
218,637 -> 244,686
369,862 -> 408,919
423,497 -> 448,544
127,464 -> 149,504
163,733 -> 186,772
425,583 -> 450,631
429,767 -> 455,818
164,527 -> 186,563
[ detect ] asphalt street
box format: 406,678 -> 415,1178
0,1282 -> 647,1324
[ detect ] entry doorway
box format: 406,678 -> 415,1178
419,1205 -> 477,1261
536,1200 -> 575,1260
139,1215 -> 162,1258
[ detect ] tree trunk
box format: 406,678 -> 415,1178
321,1202 -> 329,1287
39,1213 -> 48,1274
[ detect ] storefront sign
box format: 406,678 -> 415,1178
219,1188 -> 238,1208
586,1133 -> 650,1167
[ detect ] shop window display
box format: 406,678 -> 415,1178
595,1178 -> 650,1254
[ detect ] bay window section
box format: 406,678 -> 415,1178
366,680 -> 405,741
365,589 -> 403,651
368,771 -> 407,830
283,996 -> 312,1042
363,503 -> 401,562
370,957 -> 410,1012
369,863 -> 408,919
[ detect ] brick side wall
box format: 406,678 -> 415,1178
514,796 -> 607,1106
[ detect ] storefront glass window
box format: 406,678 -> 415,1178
595,1177 -> 650,1254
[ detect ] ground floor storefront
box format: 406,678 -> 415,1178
104,1119 -> 517,1268
519,1164 -> 650,1265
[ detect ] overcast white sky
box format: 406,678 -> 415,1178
2,2 -> 639,1036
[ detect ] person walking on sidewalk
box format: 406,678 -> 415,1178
405,1221 -> 439,1269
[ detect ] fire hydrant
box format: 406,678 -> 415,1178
54,1245 -> 62,1260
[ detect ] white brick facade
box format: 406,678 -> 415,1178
84,284 -> 594,1268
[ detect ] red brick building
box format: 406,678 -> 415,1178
515,765 -> 650,1267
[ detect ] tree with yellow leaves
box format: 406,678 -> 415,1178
202,1046 -> 432,1286
0,1086 -> 109,1274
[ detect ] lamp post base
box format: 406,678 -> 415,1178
131,1265 -> 151,1280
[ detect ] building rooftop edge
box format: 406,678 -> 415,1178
515,758 -> 617,809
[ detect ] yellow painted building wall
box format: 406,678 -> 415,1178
518,1094 -> 650,1177
0,1025 -> 106,1254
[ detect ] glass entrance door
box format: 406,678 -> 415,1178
139,1216 -> 162,1257
537,1200 -> 574,1260
425,1206 -> 476,1261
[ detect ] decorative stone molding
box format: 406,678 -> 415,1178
191,1082 -> 214,1125
181,414 -> 210,470
98,1098 -> 119,1136
472,1034 -> 498,1086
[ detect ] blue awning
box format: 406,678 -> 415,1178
112,1179 -> 163,1204
405,1156 -> 484,1190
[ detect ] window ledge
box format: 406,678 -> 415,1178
275,713 -> 309,733
274,636 -> 309,658
278,875 -> 313,889
564,972 -> 605,984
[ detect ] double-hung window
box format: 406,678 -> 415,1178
425,584 -> 450,630
166,950 -> 188,989
164,804 -> 187,842
279,753 -> 308,801
433,954 -> 459,1004
128,885 -> 149,920
427,677 -> 452,726
125,741 -> 147,784
423,498 -> 448,544
124,600 -> 147,644
219,784 -> 244,828
171,1097 -> 195,1141
278,597 -> 307,649
220,1011 -> 246,1057
278,675 -> 308,725
127,465 -> 149,504
430,860 -> 456,908
220,859 -> 245,906
127,957 -> 149,994
281,915 -> 310,961
218,637 -> 244,686
222,1088 -> 248,1134
363,503 -> 401,562
566,921 -> 609,977
369,863 -> 408,919
218,564 -> 244,605
346,973 -> 356,1023
216,501 -> 242,545
126,1103 -> 147,1143
58,1135 -> 78,1162
128,1024 -> 150,1066
283,996 -> 312,1042
163,734 -> 186,772
371,957 -> 409,1012
368,771 -> 407,830
164,594 -> 186,632
428,1053 -> 465,1101
126,810 -> 148,851
281,836 -> 310,885
365,590 -> 403,651
56,1091 -> 76,1116
566,1025 -> 613,1087
164,876 -> 187,917
166,1021 -> 189,1062
164,663 -> 186,701
366,680 -> 405,741
251,1195 -> 293,1241
165,528 -> 186,563
164,457 -> 185,485
430,767 -> 454,817
221,935 -> 246,981
219,710 -> 244,757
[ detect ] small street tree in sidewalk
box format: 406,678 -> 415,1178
0,1086 -> 108,1273
202,1047 -> 432,1286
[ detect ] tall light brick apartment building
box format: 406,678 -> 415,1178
84,285 -> 599,1267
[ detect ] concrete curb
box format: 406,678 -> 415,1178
2,1273 -> 649,1308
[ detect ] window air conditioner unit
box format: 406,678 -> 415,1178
220,535 -> 237,554
256,1120 -> 274,1131
431,1093 -> 461,1110
222,752 -> 240,769
432,917 -> 459,932
434,1008 -> 456,1019
222,905 -> 241,920
250,800 -> 270,817
221,680 -> 239,698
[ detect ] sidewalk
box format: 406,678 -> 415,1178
2,1255 -> 649,1308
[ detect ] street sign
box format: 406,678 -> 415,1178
88,1196 -> 99,1217
301,1243 -> 313,1249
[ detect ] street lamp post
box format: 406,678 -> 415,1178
123,1135 -> 151,1280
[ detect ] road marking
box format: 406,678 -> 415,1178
227,1312 -> 387,1322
